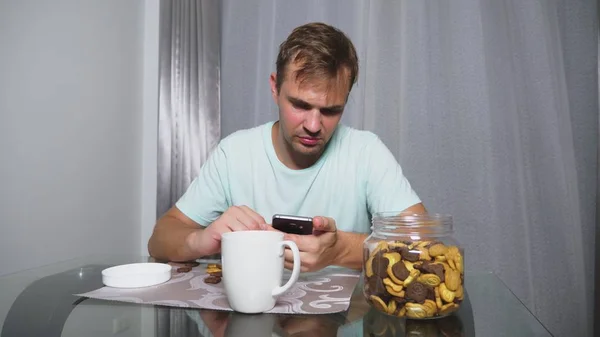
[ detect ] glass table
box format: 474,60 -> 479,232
0,255 -> 553,336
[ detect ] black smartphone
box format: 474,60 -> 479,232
272,214 -> 314,235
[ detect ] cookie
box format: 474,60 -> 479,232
204,275 -> 221,284
390,258 -> 410,281
416,261 -> 445,282
428,243 -> 448,257
399,247 -> 421,262
426,287 -> 436,301
367,275 -> 386,294
369,295 -> 388,312
406,281 -> 428,303
372,252 -> 389,277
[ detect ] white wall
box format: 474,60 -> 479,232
140,0 -> 159,257
0,0 -> 155,276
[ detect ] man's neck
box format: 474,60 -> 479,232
271,122 -> 320,170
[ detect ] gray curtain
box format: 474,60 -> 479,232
221,1 -> 597,336
155,1 -> 221,335
595,7 -> 600,334
157,0 -> 221,218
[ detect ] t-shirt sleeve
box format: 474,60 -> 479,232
364,136 -> 421,215
175,144 -> 230,227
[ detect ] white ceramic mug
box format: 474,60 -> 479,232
221,230 -> 301,313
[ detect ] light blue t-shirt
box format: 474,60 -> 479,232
176,121 -> 420,233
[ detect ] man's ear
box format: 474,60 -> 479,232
269,72 -> 278,102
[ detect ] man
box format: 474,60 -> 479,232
148,22 -> 426,272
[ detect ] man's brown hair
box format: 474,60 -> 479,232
275,22 -> 359,93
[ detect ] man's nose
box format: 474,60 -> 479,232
303,109 -> 321,134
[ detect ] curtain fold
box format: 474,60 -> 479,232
220,1 -> 597,336
157,0 -> 221,218
155,1 -> 221,335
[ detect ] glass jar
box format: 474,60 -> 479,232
362,212 -> 464,319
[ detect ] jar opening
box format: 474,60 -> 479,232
371,212 -> 453,237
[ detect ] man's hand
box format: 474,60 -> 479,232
276,216 -> 369,272
189,205 -> 266,257
198,310 -> 230,337
281,216 -> 339,272
277,315 -> 340,336
148,205 -> 266,262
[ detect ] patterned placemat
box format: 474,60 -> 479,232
76,265 -> 361,314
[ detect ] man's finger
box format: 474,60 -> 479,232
226,219 -> 249,232
285,250 -> 315,271
232,208 -> 261,230
283,248 -> 294,264
284,260 -> 309,272
239,205 -> 266,226
283,233 -> 317,252
260,223 -> 279,231
312,216 -> 337,233
284,248 -> 309,262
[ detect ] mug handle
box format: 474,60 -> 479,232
272,240 -> 301,297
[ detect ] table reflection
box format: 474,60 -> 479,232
155,304 -> 467,337
157,307 -> 351,337
363,308 -> 464,337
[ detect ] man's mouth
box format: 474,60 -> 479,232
298,137 -> 320,146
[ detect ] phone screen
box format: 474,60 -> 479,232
272,214 -> 313,235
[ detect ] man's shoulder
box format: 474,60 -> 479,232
218,122 -> 271,150
328,125 -> 391,164
334,124 -> 380,146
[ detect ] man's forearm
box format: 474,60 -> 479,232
148,215 -> 207,262
333,231 -> 368,270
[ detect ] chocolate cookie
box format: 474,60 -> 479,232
400,247 -> 421,262
176,267 -> 192,273
372,252 -> 389,277
391,259 -> 410,281
406,281 -> 428,303
416,261 -> 445,282
204,275 -> 221,284
426,287 -> 436,301
367,275 -> 386,294
392,296 -> 407,306
390,245 -> 404,255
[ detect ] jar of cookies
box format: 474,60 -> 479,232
362,212 -> 464,319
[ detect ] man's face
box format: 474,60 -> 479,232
270,63 -> 350,168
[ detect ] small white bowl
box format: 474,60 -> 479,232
101,263 -> 172,288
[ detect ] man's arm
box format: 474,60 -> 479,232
148,206 -> 210,262
149,205 -> 267,262
332,202 -> 428,270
